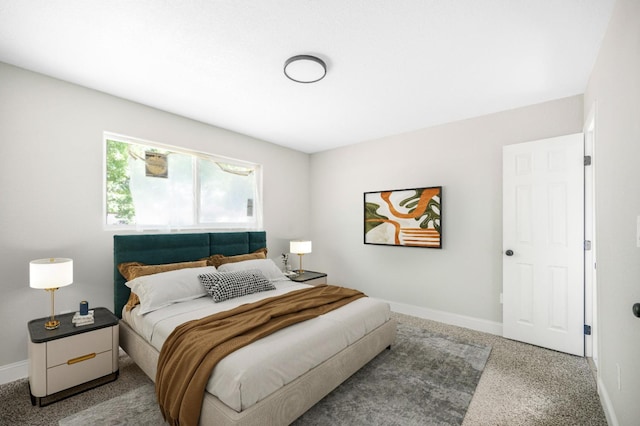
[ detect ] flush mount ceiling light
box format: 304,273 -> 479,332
284,55 -> 327,83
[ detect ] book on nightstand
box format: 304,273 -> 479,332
72,310 -> 95,326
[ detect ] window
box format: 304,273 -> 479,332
104,133 -> 262,230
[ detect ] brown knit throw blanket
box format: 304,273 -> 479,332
156,284 -> 366,426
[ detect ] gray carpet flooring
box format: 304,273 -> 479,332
395,313 -> 607,426
0,312 -> 607,425
292,323 -> 490,425
58,383 -> 164,426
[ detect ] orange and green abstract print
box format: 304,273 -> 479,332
364,186 -> 442,248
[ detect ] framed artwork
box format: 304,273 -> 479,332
364,186 -> 442,248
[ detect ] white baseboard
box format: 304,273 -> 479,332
384,299 -> 503,336
0,359 -> 28,386
597,376 -> 619,426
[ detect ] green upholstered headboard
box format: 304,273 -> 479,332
113,231 -> 267,318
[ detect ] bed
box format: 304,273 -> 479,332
114,231 -> 397,425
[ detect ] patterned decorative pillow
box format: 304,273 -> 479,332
198,270 -> 276,302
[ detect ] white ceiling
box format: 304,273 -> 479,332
0,1 -> 615,153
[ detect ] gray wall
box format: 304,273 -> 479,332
309,95 -> 584,326
584,0 -> 640,424
0,62 -> 310,367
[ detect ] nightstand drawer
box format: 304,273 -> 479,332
46,327 -> 112,368
47,350 -> 113,395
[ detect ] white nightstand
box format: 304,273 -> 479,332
289,270 -> 327,286
28,307 -> 119,406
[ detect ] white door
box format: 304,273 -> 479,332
503,133 -> 584,356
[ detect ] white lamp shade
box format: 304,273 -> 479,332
290,241 -> 312,254
29,258 -> 73,289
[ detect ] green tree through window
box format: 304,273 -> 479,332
106,140 -> 135,224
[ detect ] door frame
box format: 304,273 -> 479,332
584,102 -> 598,366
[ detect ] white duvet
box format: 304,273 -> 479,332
123,279 -> 390,412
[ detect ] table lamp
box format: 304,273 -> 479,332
290,241 -> 312,273
29,258 -> 73,330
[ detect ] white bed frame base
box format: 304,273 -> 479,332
119,318 -> 397,425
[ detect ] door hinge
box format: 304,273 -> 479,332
584,155 -> 592,166
584,240 -> 592,250
584,324 -> 592,335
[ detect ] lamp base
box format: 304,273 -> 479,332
44,287 -> 61,330
44,319 -> 60,330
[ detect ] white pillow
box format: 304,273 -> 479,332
125,266 -> 216,315
217,258 -> 287,281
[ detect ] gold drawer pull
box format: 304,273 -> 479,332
67,353 -> 96,365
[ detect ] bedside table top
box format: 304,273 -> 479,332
289,270 -> 327,283
28,307 -> 118,343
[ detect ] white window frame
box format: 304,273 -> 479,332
103,132 -> 263,231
